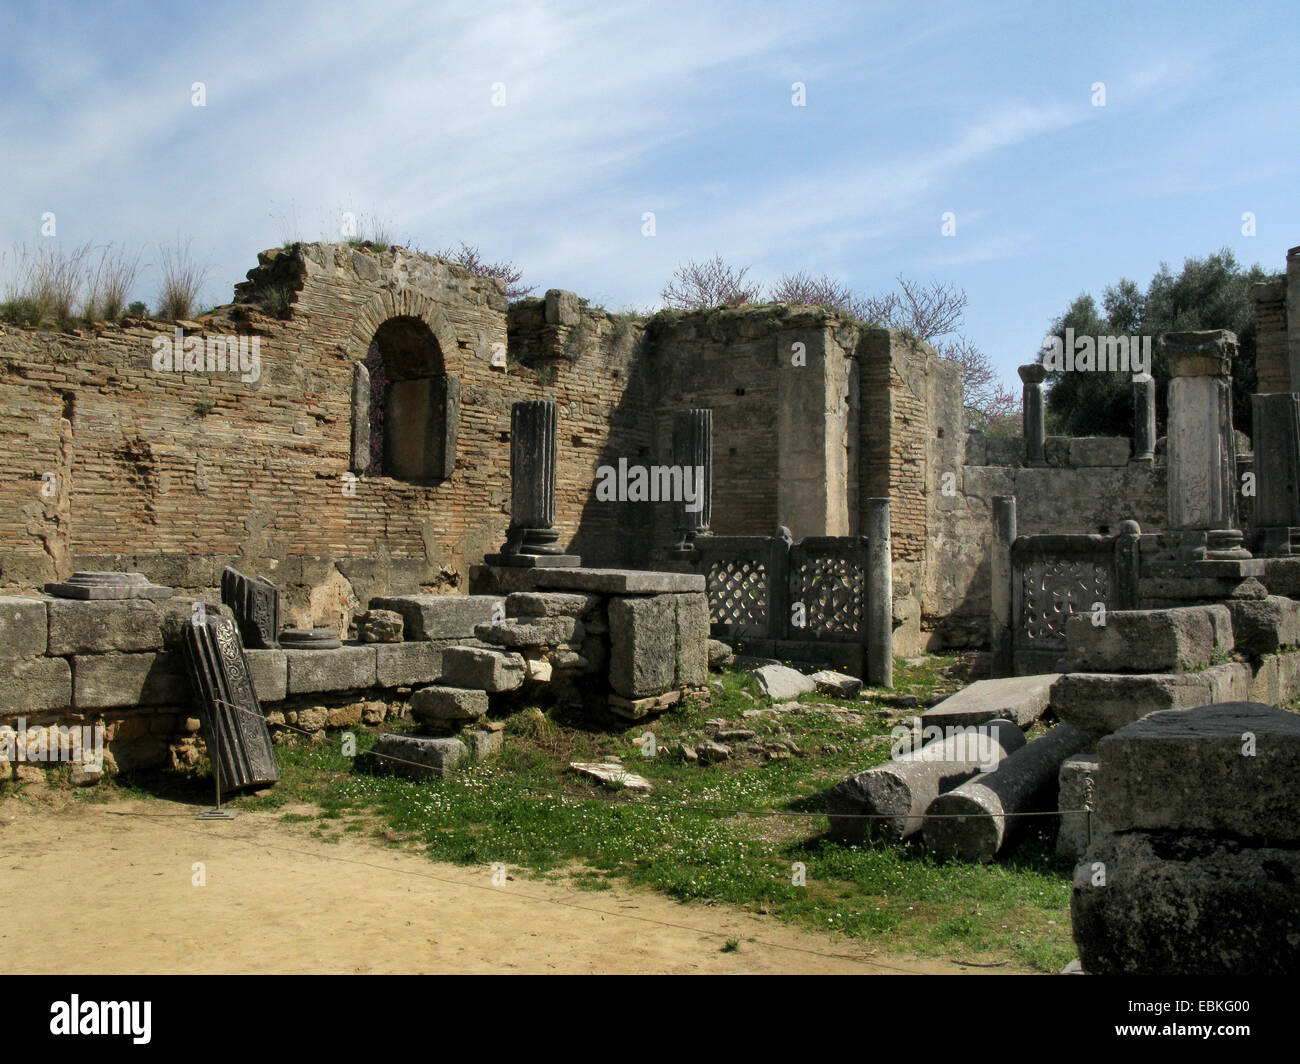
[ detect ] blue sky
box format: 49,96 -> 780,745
2,0 -> 1296,388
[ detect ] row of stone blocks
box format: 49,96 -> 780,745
361,593 -> 570,781
1053,599 -> 1300,735
1069,702 -> 1300,974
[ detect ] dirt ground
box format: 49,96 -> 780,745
0,791 -> 1010,975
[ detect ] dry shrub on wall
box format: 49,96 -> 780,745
155,238 -> 210,321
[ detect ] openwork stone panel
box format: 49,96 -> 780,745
1019,558 -> 1112,647
790,542 -> 867,641
706,558 -> 768,630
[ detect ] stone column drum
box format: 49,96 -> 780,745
923,723 -> 1090,862
505,399 -> 561,556
1019,363 -> 1047,467
671,408 -> 712,550
827,718 -> 1026,845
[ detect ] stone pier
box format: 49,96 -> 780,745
1162,330 -> 1247,559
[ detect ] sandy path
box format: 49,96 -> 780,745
0,794 -> 1006,974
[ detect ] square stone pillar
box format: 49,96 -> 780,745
1161,330 -> 1247,559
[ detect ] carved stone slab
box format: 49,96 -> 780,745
220,566 -> 281,649
181,614 -> 280,794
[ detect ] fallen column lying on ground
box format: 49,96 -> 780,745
922,723 -> 1090,862
826,718 -> 1025,845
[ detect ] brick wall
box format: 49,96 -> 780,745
0,244 -> 651,616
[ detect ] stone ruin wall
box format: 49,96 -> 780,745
0,243 -> 965,655
0,244 -> 656,631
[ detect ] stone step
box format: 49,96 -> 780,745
368,594 -> 504,640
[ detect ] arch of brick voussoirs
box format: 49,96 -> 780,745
346,288 -> 461,374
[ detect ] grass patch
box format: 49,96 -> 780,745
81,656 -> 1072,971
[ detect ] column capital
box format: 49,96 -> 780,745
1018,362 -> 1048,385
1159,330 -> 1237,377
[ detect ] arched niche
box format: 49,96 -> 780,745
354,314 -> 460,482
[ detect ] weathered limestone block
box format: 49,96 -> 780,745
708,639 -> 735,668
1071,831 -> 1300,974
545,288 -> 581,326
369,595 -> 503,640
1247,649 -> 1300,703
475,615 -> 582,648
1068,436 -> 1131,467
1096,701 -> 1300,841
73,652 -> 189,709
923,724 -> 1090,862
1052,663 -> 1250,736
608,689 -> 682,720
0,597 -> 48,658
0,657 -> 72,714
376,641 -> 442,687
753,664 -> 815,701
569,761 -> 653,795
284,645 -> 378,695
505,591 -> 601,617
327,703 -> 364,728
609,595 -> 676,699
533,568 -> 704,595
812,670 -> 862,698
1226,596 -> 1300,657
465,727 -> 504,760
440,646 -> 525,692
922,674 -> 1058,728
410,685 -> 489,724
47,599 -> 166,655
1065,605 -> 1231,674
244,649 -> 287,702
827,718 -> 1026,845
1056,754 -> 1110,863
674,592 -> 709,686
362,733 -> 468,780
357,609 -> 404,643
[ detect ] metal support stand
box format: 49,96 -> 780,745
196,696 -> 238,821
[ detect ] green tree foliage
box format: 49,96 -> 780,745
1043,249 -> 1275,439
